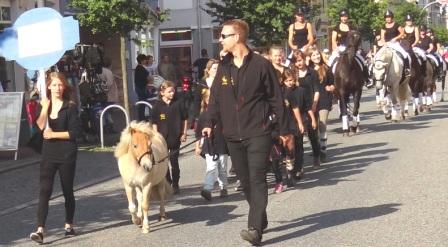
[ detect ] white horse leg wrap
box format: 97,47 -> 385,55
432,92 -> 437,102
427,96 -> 433,105
404,102 -> 409,111
413,97 -> 419,110
421,93 -> 426,105
342,115 -> 349,130
376,95 -> 380,104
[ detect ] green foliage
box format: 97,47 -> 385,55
390,1 -> 427,27
328,0 -> 388,41
69,0 -> 168,36
203,0 -> 319,46
432,26 -> 448,45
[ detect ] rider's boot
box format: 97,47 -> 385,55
404,57 -> 411,77
364,65 -> 374,88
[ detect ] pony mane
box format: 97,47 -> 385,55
114,121 -> 155,159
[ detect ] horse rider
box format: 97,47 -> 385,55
379,10 -> 411,77
427,28 -> 446,76
416,26 -> 438,74
285,7 -> 314,66
328,9 -> 371,87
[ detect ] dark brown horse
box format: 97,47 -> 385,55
334,30 -> 364,135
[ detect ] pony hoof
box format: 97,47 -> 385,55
342,131 -> 349,137
414,110 -> 419,116
385,114 -> 392,120
158,215 -> 167,221
142,227 -> 150,234
132,216 -> 142,226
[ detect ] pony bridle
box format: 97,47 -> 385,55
373,60 -> 387,83
137,147 -> 157,172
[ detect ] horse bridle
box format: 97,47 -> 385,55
373,59 -> 387,83
137,147 -> 157,171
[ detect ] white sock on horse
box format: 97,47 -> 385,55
421,93 -> 426,105
432,92 -> 437,102
427,96 -> 433,105
342,115 -> 349,130
413,97 -> 419,110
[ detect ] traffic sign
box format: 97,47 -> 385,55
0,7 -> 79,70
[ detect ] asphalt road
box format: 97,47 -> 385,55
0,88 -> 447,247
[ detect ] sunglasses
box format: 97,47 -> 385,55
221,33 -> 236,39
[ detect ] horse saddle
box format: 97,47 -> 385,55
331,54 -> 364,74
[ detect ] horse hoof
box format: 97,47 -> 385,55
350,126 -> 358,134
385,114 -> 392,120
142,227 -> 150,234
414,110 -> 419,116
132,216 -> 142,226
342,131 -> 349,137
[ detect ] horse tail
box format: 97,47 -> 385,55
150,179 -> 173,201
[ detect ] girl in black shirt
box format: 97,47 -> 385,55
309,47 -> 335,163
152,81 -> 188,194
30,72 -> 81,244
195,89 -> 229,200
290,50 -> 320,171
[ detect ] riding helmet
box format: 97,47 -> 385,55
340,9 -> 349,17
405,13 -> 413,21
420,25 -> 427,32
384,10 -> 394,18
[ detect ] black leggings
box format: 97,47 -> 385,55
37,160 -> 76,227
166,147 -> 180,187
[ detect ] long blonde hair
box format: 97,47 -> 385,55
307,47 -> 329,83
203,59 -> 219,80
200,89 -> 210,113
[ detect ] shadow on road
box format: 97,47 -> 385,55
263,203 -> 401,245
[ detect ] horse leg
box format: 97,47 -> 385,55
441,73 -> 446,101
426,88 -> 433,112
404,100 -> 409,117
135,187 -> 143,225
413,96 -> 420,116
419,92 -> 426,111
157,181 -> 168,221
339,96 -> 349,136
141,185 -> 152,234
383,94 -> 392,120
124,185 -> 141,226
351,90 -> 362,134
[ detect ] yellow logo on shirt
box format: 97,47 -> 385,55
160,114 -> 166,120
222,76 -> 228,86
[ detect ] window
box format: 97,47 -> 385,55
161,29 -> 192,42
0,7 -> 10,22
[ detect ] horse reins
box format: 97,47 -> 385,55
156,137 -> 201,164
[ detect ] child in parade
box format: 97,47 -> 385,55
308,47 -> 335,163
290,50 -> 320,173
152,81 -> 188,194
195,89 -> 229,200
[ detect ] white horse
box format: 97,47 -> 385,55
114,121 -> 172,233
372,47 -> 412,121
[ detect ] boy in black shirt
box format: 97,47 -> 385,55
135,54 -> 151,121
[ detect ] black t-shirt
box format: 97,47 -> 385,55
313,66 -> 334,111
383,23 -> 400,42
297,68 -> 320,107
37,101 -> 81,163
416,36 -> 432,51
193,58 -> 209,80
134,64 -> 149,98
152,99 -> 187,148
288,86 -> 309,116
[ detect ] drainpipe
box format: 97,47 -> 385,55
197,0 -> 202,57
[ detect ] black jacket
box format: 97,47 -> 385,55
37,101 -> 81,163
152,99 -> 187,148
196,111 -> 228,155
207,50 -> 288,141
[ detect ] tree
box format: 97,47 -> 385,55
432,26 -> 448,46
203,0 -> 320,47
69,0 -> 167,114
328,0 -> 387,42
390,1 -> 427,27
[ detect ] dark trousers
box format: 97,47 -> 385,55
137,99 -> 146,121
37,160 -> 76,227
226,135 -> 271,233
166,146 -> 180,187
294,117 -> 320,172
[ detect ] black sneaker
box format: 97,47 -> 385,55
65,228 -> 75,237
219,189 -> 228,198
30,231 -> 43,244
200,189 -> 212,201
240,228 -> 261,246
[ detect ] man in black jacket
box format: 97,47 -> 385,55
202,19 -> 291,246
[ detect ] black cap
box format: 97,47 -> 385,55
384,10 -> 394,18
405,13 -> 413,21
340,9 -> 349,17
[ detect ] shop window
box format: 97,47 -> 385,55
159,46 -> 192,85
161,29 -> 192,42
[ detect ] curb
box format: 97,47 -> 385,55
0,158 -> 40,174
